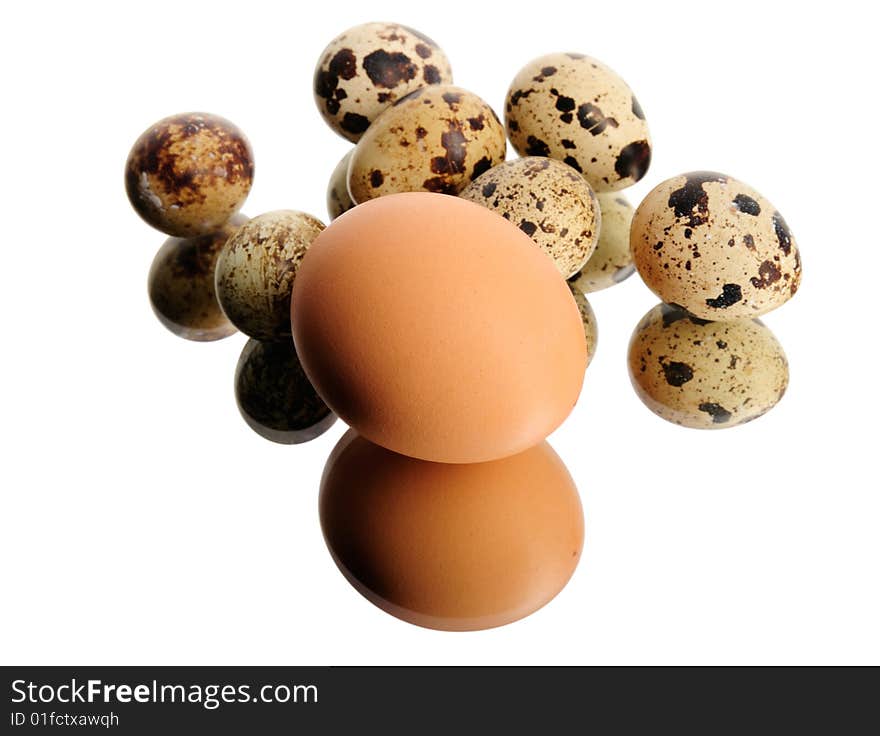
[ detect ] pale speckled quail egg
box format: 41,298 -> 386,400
235,338 -> 336,444
631,172 -> 802,320
148,214 -> 247,341
327,151 -> 356,220
628,303 -> 789,429
569,285 -> 598,368
215,210 -> 324,340
125,112 -> 254,237
348,85 -> 506,203
505,54 -> 651,192
459,157 -> 600,278
568,192 -> 635,293
314,22 -> 453,142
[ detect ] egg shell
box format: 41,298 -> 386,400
235,338 -> 336,444
147,214 -> 247,341
314,22 -> 453,142
215,210 -> 325,340
320,431 -> 584,631
569,285 -> 598,368
568,192 -> 635,293
326,150 -> 356,220
505,53 -> 651,192
347,85 -> 506,203
125,112 -> 253,237
292,192 -> 587,464
627,303 -> 789,429
631,172 -> 802,320
459,157 -> 600,278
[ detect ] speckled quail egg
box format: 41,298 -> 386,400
215,210 -> 324,340
348,85 -> 506,203
314,22 -> 453,142
569,285 -> 598,368
459,157 -> 600,278
568,193 -> 635,293
505,53 -> 651,192
148,214 -> 247,341
125,112 -> 254,237
628,303 -> 789,429
235,338 -> 336,444
327,151 -> 356,220
631,172 -> 802,320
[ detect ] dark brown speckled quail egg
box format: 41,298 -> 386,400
631,172 -> 802,320
628,303 -> 789,429
568,193 -> 635,293
569,285 -> 598,368
148,214 -> 247,341
314,22 -> 453,142
327,151 -> 356,220
235,339 -> 336,444
348,85 -> 506,203
460,157 -> 600,278
125,113 -> 254,237
505,54 -> 651,192
215,210 -> 325,340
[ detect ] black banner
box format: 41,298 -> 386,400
2,666 -> 876,733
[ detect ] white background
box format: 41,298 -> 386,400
1,0 -> 877,665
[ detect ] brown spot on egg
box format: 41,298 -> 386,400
614,140 -> 651,182
698,402 -> 732,424
706,283 -> 743,309
341,112 -> 370,135
733,193 -> 761,215
750,260 -> 782,289
662,360 -> 694,387
577,102 -> 618,135
362,49 -> 417,88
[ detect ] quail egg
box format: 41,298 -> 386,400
568,193 -> 635,293
215,210 -> 324,340
147,214 -> 247,341
235,338 -> 336,444
314,22 -> 453,142
627,303 -> 789,429
460,157 -> 600,278
327,150 -> 356,220
125,112 -> 253,237
505,53 -> 651,192
631,172 -> 802,320
347,85 -> 506,203
569,285 -> 598,368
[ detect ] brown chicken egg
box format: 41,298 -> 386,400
147,214 -> 247,341
215,210 -> 325,340
627,303 -> 789,428
235,338 -> 336,444
292,192 -> 587,464
314,22 -> 453,142
125,112 -> 253,237
320,431 -> 584,631
347,85 -> 506,203
631,172 -> 802,320
459,157 -> 600,278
